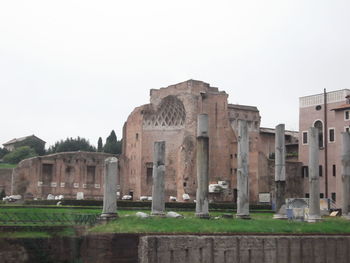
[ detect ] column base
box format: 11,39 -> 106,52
307,215 -> 322,223
151,211 -> 166,217
273,214 -> 288,220
342,214 -> 350,220
236,214 -> 251,220
99,213 -> 118,223
195,213 -> 210,219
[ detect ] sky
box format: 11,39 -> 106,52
1,0 -> 349,148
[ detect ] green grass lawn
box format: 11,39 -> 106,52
1,207 -> 350,235
0,163 -> 16,169
91,210 -> 350,234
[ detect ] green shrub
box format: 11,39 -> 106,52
23,199 -> 272,210
3,146 -> 37,164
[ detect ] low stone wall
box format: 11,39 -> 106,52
0,234 -> 139,263
139,235 -> 350,263
1,234 -> 350,263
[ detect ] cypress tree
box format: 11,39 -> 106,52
104,130 -> 119,154
97,137 -> 103,152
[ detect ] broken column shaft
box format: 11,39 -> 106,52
195,114 -> 210,218
101,157 -> 118,220
151,141 -> 166,216
273,124 -> 287,219
308,127 -> 322,222
342,132 -> 350,217
236,120 -> 250,219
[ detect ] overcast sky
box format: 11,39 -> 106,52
1,0 -> 349,148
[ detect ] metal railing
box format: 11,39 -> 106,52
0,212 -> 99,226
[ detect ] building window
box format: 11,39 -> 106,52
37,181 -> 43,187
302,166 -> 309,178
333,165 -> 336,177
329,128 -> 335,142
60,182 -> 65,188
183,182 -> 187,187
331,192 -> 336,202
73,183 -> 79,188
319,165 -> 323,177
42,164 -> 53,184
305,193 -> 310,198
345,110 -> 350,120
302,131 -> 308,145
314,120 -> 324,148
51,182 -> 57,187
345,126 -> 350,133
94,184 -> 100,189
87,166 -> 96,185
136,133 -> 139,140
320,193 -> 324,198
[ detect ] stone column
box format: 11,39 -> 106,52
151,141 -> 166,216
308,127 -> 322,222
236,120 -> 250,219
273,124 -> 287,219
342,132 -> 350,218
101,157 -> 118,220
195,114 -> 210,218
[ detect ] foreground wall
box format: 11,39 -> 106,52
1,234 -> 350,263
139,235 -> 350,263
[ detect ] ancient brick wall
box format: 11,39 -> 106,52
121,80 -> 236,202
13,151 -> 115,200
0,168 -> 13,196
121,80 -> 299,204
262,159 -> 303,199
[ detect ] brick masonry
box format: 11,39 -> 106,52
12,151 -> 115,200
120,79 -> 302,203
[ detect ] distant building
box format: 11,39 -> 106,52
120,80 -> 302,203
13,151 -> 115,200
2,135 -> 46,151
299,89 -> 350,207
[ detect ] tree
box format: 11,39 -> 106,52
97,137 -> 103,152
15,137 -> 45,155
47,137 -> 96,154
0,147 -> 9,159
3,146 -> 37,164
104,130 -> 120,154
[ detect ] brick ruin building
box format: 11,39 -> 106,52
12,151 -> 115,200
120,80 -> 302,203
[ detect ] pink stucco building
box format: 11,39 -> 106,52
299,89 -> 350,207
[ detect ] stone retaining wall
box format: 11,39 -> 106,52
139,235 -> 350,263
1,234 -> 350,263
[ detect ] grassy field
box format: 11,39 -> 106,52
90,210 -> 350,234
0,163 -> 16,169
0,207 -> 350,235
